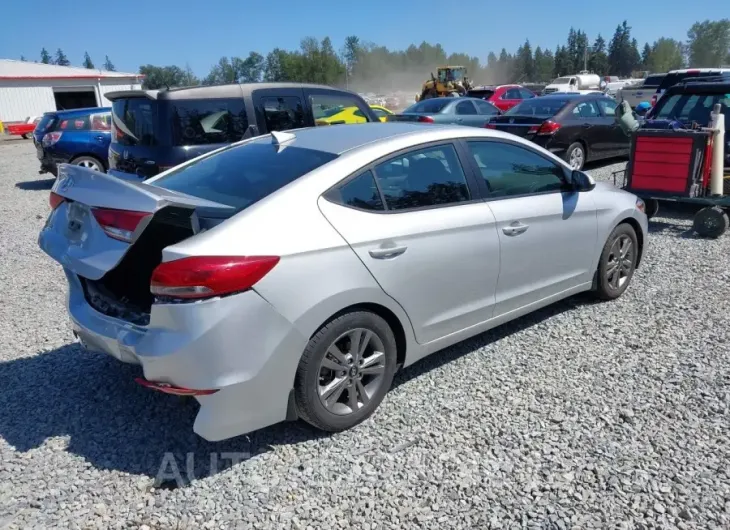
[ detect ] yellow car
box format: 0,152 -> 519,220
315,105 -> 393,125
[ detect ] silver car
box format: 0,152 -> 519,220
39,123 -> 648,441
389,97 -> 501,127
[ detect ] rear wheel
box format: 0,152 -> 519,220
595,223 -> 638,300
565,142 -> 586,171
693,206 -> 729,238
72,155 -> 104,172
294,311 -> 397,432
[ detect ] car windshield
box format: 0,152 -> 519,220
152,141 -> 339,211
404,99 -> 451,114
553,77 -> 572,84
111,98 -> 159,146
506,98 -> 568,117
650,92 -> 730,128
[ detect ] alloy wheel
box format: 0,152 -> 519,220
317,328 -> 387,416
76,159 -> 100,171
605,234 -> 633,290
569,147 -> 584,170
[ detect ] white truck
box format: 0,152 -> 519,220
542,73 -> 602,95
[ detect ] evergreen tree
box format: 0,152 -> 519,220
54,48 -> 70,66
40,48 -> 52,64
103,55 -> 116,71
588,35 -> 609,75
82,52 -> 95,69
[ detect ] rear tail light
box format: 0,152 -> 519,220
418,116 -> 434,123
536,120 -> 562,135
42,131 -> 63,147
484,123 -> 497,129
150,256 -> 280,300
49,191 -> 65,210
91,207 -> 151,243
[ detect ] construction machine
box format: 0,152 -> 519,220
416,66 -> 473,102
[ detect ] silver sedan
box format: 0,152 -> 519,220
39,123 -> 648,441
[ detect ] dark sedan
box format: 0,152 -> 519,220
485,94 -> 629,170
387,97 -> 501,127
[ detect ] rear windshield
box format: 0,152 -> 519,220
650,92 -> 730,128
169,98 -> 248,146
553,77 -> 572,84
112,98 -> 159,146
36,114 -> 57,133
466,89 -> 495,99
643,75 -> 665,87
152,141 -> 339,211
506,98 -> 568,117
404,99 -> 451,114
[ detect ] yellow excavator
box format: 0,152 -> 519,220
416,66 -> 473,102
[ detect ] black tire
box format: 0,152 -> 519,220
693,206 -> 729,238
294,311 -> 397,432
594,223 -> 639,300
564,142 -> 586,171
71,155 -> 104,172
644,198 -> 659,219
21,133 -> 29,140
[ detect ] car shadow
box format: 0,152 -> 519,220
648,201 -> 706,239
15,178 -> 54,191
0,343 -> 327,486
0,293 -> 598,486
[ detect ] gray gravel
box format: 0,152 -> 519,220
1,141 -> 729,530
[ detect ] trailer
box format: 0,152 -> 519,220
613,105 -> 729,238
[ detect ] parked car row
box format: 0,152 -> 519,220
616,68 -> 730,109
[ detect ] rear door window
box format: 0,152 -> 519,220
111,98 -> 159,146
372,144 -> 471,210
503,88 -> 523,100
90,112 -> 111,131
573,101 -> 600,118
152,141 -> 338,211
328,171 -> 384,211
597,99 -> 618,117
652,93 -> 729,126
310,92 -> 373,126
455,101 -> 477,115
261,96 -> 306,132
169,98 -> 248,146
475,100 -> 499,115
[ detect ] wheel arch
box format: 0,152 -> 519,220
617,217 -> 644,268
309,302 -> 409,370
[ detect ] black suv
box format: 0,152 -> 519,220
647,80 -> 730,183
106,83 -> 380,180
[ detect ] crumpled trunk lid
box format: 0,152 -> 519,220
38,164 -> 234,280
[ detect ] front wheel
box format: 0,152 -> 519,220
294,311 -> 397,432
594,223 -> 639,300
565,142 -> 586,171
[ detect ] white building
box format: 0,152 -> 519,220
0,59 -> 143,123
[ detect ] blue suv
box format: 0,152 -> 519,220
33,107 -> 112,177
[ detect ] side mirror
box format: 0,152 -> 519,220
570,170 -> 596,192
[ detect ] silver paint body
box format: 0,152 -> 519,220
39,123 -> 648,441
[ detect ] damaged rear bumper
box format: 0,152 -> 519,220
64,270 -> 308,441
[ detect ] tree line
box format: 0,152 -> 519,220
24,18 -> 730,91
22,48 -> 116,71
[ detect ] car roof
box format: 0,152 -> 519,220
105,83 -> 362,101
46,106 -> 111,117
245,122 -> 522,155
664,81 -> 730,94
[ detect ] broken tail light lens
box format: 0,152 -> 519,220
91,207 -> 150,243
150,256 -> 280,300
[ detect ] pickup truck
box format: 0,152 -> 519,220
4,116 -> 41,139
615,74 -> 666,108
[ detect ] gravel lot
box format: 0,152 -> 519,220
1,138 -> 729,530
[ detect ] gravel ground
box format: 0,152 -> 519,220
1,140 -> 729,530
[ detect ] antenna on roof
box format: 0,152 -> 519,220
270,130 -> 296,152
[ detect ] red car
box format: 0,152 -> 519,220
465,84 -> 536,112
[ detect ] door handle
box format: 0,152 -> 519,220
369,246 -> 407,259
95,135 -> 105,141
502,223 -> 529,236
